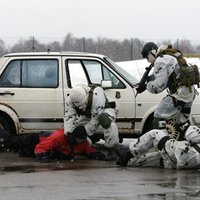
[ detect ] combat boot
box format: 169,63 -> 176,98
114,144 -> 133,167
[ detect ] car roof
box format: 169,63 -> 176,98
3,51 -> 106,59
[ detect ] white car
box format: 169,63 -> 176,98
0,52 -> 199,138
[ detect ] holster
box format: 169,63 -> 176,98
105,101 -> 116,109
157,136 -> 170,151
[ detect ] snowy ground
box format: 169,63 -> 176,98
117,57 -> 200,80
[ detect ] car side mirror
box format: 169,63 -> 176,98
101,80 -> 112,89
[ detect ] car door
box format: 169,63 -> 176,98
0,57 -> 64,132
63,57 -> 137,134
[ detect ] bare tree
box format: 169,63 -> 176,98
46,41 -> 61,52
195,44 -> 200,54
175,39 -> 194,54
62,33 -> 83,51
0,39 -> 7,56
131,38 -> 145,60
0,34 -> 199,61
10,37 -> 46,52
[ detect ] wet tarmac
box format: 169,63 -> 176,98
0,151 -> 200,200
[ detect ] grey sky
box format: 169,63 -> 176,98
1,0 -> 200,45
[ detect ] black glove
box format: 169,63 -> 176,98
88,134 -> 101,144
147,75 -> 154,82
88,151 -> 106,160
136,84 -> 147,94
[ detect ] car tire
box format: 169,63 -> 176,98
0,115 -> 12,133
143,116 -> 154,134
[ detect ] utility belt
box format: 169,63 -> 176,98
105,101 -> 116,109
192,144 -> 200,154
171,96 -> 191,114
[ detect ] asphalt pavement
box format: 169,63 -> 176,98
0,151 -> 200,200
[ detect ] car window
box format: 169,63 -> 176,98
0,60 -> 21,86
0,59 -> 58,88
67,60 -> 88,87
106,57 -> 139,85
67,59 -> 125,88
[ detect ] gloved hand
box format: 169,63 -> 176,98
136,84 -> 147,94
147,75 -> 154,82
88,151 -> 106,160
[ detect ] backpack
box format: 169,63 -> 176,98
159,47 -> 200,93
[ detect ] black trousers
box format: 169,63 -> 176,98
11,133 -> 40,157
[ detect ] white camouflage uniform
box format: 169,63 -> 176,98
64,85 -> 119,148
147,45 -> 196,124
128,126 -> 200,169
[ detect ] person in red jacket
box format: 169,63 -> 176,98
0,126 -> 106,162
35,126 -> 105,162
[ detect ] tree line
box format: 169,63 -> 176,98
0,33 -> 200,62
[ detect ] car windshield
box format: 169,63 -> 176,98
105,57 -> 139,85
0,57 -> 9,69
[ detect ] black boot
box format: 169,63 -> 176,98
114,144 -> 133,167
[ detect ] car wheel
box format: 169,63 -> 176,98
143,116 -> 154,134
0,115 -> 12,133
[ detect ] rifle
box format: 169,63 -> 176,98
135,64 -> 153,97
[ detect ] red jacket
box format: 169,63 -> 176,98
34,129 -> 96,158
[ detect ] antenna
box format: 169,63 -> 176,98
31,36 -> 38,52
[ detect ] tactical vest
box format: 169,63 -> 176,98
158,48 -> 200,93
75,86 -> 95,118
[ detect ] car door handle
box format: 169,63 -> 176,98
0,91 -> 15,96
115,91 -> 121,99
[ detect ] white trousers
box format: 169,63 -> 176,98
129,127 -> 200,169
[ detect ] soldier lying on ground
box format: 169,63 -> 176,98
0,126 -> 106,162
115,121 -> 200,169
